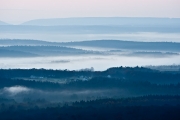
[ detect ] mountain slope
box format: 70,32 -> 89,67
0,45 -> 101,57
0,49 -> 39,57
1,39 -> 180,52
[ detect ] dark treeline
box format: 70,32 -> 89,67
1,67 -> 180,84
73,95 -> 180,106
1,105 -> 179,120
0,78 -> 60,90
0,95 -> 180,120
0,77 -> 180,95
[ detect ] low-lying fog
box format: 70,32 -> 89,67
0,55 -> 180,71
0,86 -> 128,102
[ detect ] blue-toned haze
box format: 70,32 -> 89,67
0,0 -> 180,70
0,0 -> 180,24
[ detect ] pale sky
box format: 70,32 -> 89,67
0,0 -> 180,24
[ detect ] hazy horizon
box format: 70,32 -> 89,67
1,0 -> 180,24
1,17 -> 180,25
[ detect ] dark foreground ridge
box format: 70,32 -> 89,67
0,95 -> 180,120
0,67 -> 180,120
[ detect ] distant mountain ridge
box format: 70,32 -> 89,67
21,17 -> 180,26
60,40 -> 180,52
1,25 -> 179,33
0,45 -> 102,57
0,39 -> 51,46
0,21 -> 9,25
0,49 -> 38,57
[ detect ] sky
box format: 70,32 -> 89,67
0,0 -> 180,24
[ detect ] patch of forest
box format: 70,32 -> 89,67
1,67 -> 179,84
0,67 -> 180,119
0,95 -> 180,120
